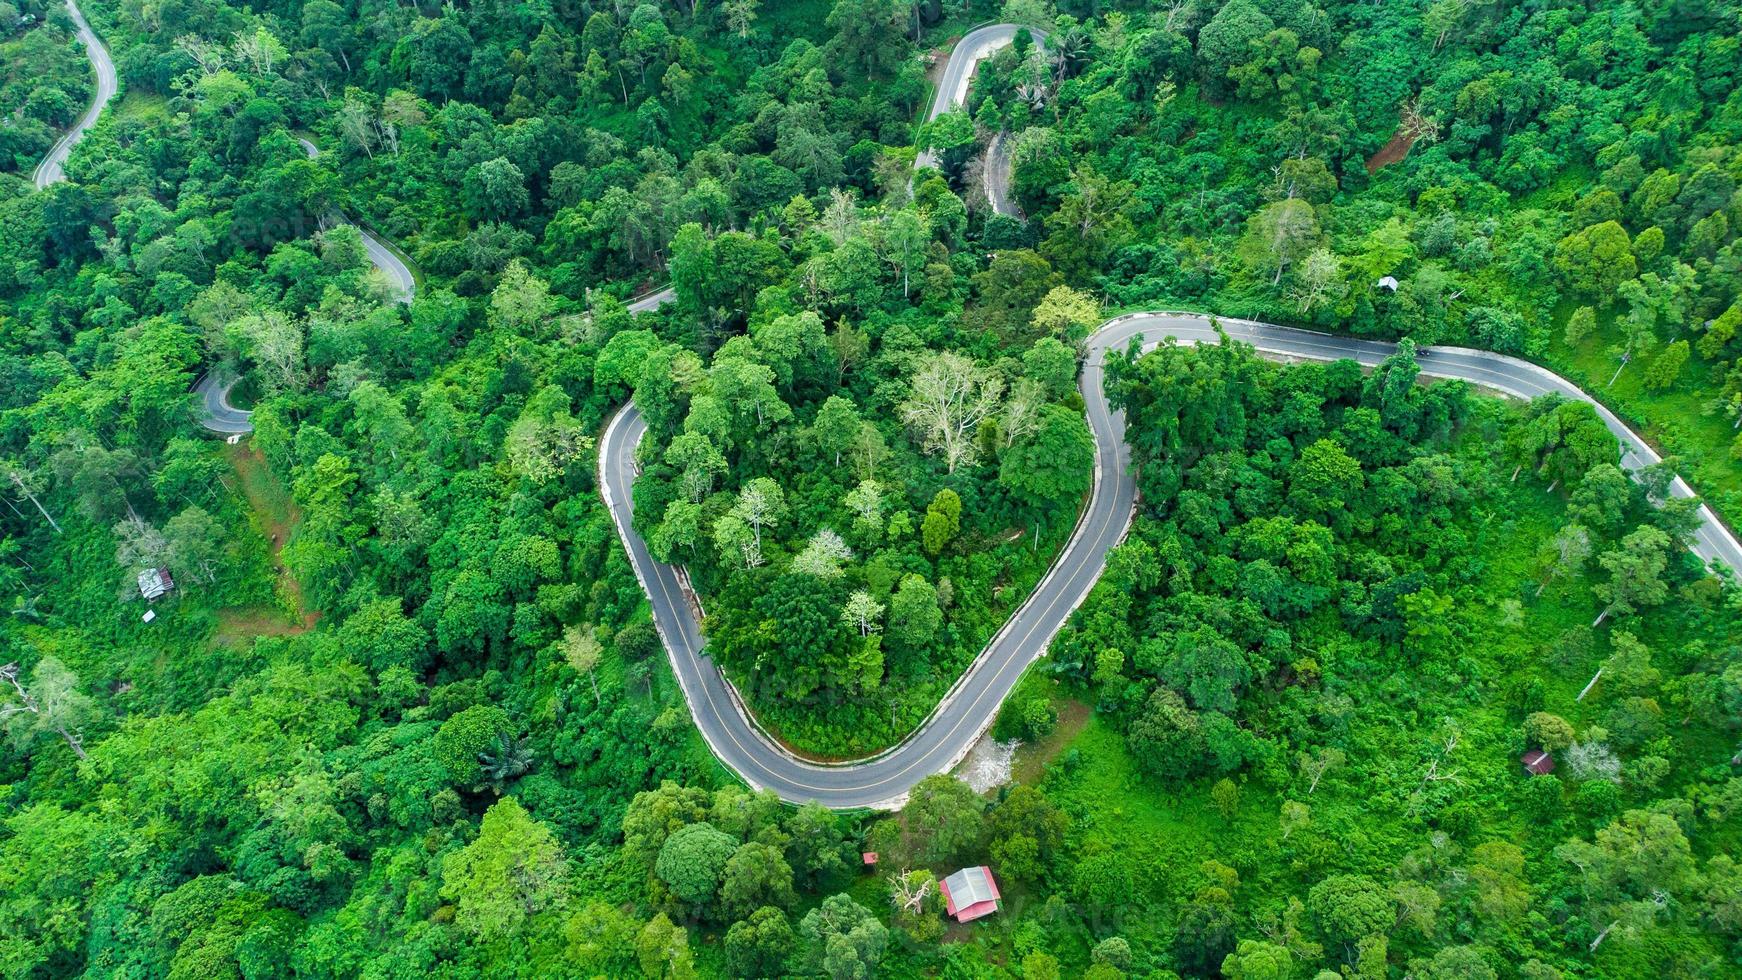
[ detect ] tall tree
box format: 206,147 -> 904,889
1,658 -> 93,760
901,352 -> 1006,473
439,798 -> 567,938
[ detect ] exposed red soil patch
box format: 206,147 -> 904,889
1366,125 -> 1420,173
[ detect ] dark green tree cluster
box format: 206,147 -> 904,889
0,0 -> 94,173
633,189 -> 1095,754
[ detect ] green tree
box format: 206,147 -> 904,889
1593,525 -> 1672,626
1238,198 -> 1320,286
725,906 -> 794,978
1644,339 -> 1689,390
720,842 -> 797,920
465,157 -> 530,220
1198,0 -> 1276,87
1212,778 -> 1242,821
1083,938 -> 1129,972
1222,939 -> 1294,979
1524,712 -> 1576,751
1,658 -> 94,761
812,395 -> 862,467
655,821 -> 739,907
1565,305 -> 1598,346
1289,438 -> 1363,515
1308,873 -> 1391,952
1554,220 -> 1636,304
439,798 -> 567,939
886,574 -> 942,658
905,774 -> 988,865
1042,167 -> 1135,280
798,893 -> 888,980
826,0 -> 908,78
989,785 -> 1066,884
1128,687 -> 1203,781
921,489 -> 962,555
1000,406 -> 1095,516
1023,337 -> 1079,399
433,704 -> 513,784
637,912 -> 699,979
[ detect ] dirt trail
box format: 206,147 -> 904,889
214,443 -> 317,642
1366,125 -> 1420,173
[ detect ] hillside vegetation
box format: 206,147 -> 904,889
0,0 -> 1739,977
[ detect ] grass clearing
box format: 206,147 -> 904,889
1546,302 -> 1742,531
1012,692 -> 1091,784
218,441 -> 317,636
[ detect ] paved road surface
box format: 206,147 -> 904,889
916,23 -> 1045,217
627,286 -> 677,314
601,309 -> 1742,809
982,131 -> 1027,218
296,137 -> 416,303
193,139 -> 420,433
32,0 -> 116,189
191,372 -> 254,435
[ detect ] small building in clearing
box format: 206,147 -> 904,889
940,866 -> 1001,923
137,567 -> 175,602
1521,749 -> 1555,775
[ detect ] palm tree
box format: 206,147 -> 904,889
478,733 -> 534,792
1050,27 -> 1091,81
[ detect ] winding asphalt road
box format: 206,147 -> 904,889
601,311 -> 1742,809
31,0 -> 116,189
190,138 -> 417,434
191,372 -> 254,435
596,26 -> 1741,808
295,137 -> 417,303
916,24 -> 1047,217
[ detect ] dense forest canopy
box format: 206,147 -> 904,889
0,0 -> 1739,977
0,0 -> 94,172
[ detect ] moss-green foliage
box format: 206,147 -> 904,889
433,703 -> 513,782
4,0 -> 1740,975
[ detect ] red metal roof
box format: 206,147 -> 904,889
940,866 -> 1001,922
1521,749 -> 1555,774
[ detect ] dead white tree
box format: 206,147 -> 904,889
1399,96 -> 1442,145
842,591 -> 884,637
4,462 -> 62,534
231,28 -> 287,76
1537,524 -> 1592,596
900,352 -> 1005,473
1,659 -> 92,760
1418,731 -> 1464,789
888,869 -> 933,916
561,625 -> 603,705
174,34 -> 228,76
792,529 -> 854,579
1297,746 -> 1345,794
1000,379 -> 1046,448
229,310 -> 305,395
